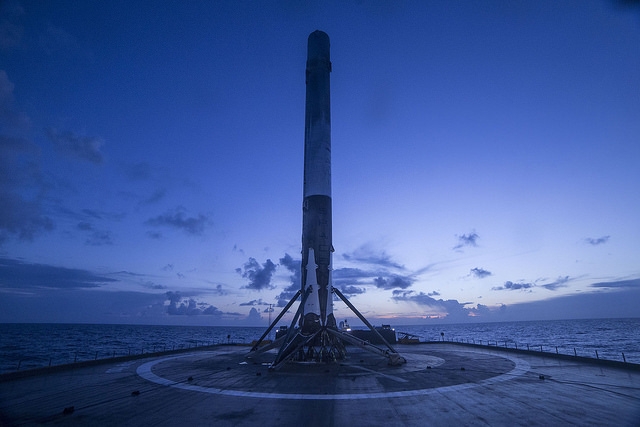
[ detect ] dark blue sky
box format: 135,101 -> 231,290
1,0 -> 639,325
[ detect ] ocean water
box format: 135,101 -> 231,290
0,318 -> 638,373
395,317 -> 640,363
0,324 -> 264,373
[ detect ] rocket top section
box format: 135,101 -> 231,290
303,30 -> 332,198
307,31 -> 330,64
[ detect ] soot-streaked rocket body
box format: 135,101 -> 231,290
250,31 -> 403,367
301,30 -> 335,333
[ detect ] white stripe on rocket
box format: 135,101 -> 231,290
303,248 -> 320,317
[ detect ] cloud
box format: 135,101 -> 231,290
212,284 -> 226,295
120,162 -> 167,207
275,284 -> 299,307
46,127 -> 105,164
333,266 -> 416,290
453,231 -> 479,251
342,243 -> 404,270
0,191 -> 54,243
111,270 -> 145,278
391,290 -> 474,321
274,249 -> 417,305
76,222 -> 113,246
246,307 -> 262,323
492,281 -> 535,291
392,290 -> 435,305
240,299 -> 270,306
79,208 -> 124,221
123,162 -> 153,181
469,303 -> 491,317
165,291 -> 223,316
199,281 -> 227,296
119,162 -> 174,209
275,253 -> 301,306
86,230 -> 113,246
165,291 -> 181,304
54,208 -> 123,244
585,236 -> 610,246
336,284 -> 366,297
590,278 -> 640,289
0,72 -> 53,243
373,275 -> 413,290
540,276 -> 570,291
492,287 -> 640,322
333,267 -> 376,279
492,276 -> 571,291
142,188 -> 166,205
0,257 -> 117,290
0,288 -> 169,323
237,257 -> 276,290
279,253 -> 300,278
470,267 -> 492,278
145,207 -> 211,236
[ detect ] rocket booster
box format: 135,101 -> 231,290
301,31 -> 335,333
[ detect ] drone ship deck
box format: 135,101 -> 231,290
1,342 -> 639,426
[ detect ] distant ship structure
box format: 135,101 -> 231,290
249,31 -> 405,368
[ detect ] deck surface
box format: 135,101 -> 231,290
1,343 -> 639,426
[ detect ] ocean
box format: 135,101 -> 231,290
1,318 -> 638,373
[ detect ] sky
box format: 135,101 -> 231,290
1,0 -> 639,326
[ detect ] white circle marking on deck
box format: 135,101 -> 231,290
136,350 -> 530,400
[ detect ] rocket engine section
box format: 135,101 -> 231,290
301,30 -> 336,334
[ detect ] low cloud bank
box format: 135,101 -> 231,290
0,257 -> 116,289
237,258 -> 276,290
